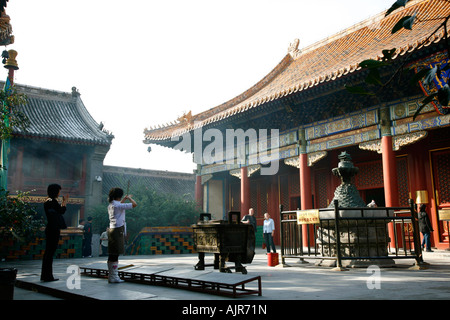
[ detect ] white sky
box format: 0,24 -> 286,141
6,0 -> 394,173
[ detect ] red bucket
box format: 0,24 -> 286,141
267,253 -> 279,267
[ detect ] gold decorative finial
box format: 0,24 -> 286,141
4,49 -> 18,70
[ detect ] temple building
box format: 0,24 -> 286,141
5,83 -> 114,226
143,0 -> 450,249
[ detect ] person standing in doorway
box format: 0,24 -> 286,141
41,184 -> 69,282
263,213 -> 276,254
107,187 -> 137,283
418,204 -> 434,252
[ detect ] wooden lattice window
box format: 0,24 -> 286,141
315,169 -> 329,209
230,182 -> 240,211
290,174 -> 300,196
354,158 -> 409,205
396,156 -> 410,206
355,160 -> 384,189
279,175 -> 289,212
434,150 -> 450,205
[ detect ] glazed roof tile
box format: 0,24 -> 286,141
8,83 -> 113,146
143,0 -> 450,143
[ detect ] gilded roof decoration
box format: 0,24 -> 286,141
144,0 -> 450,144
0,10 -> 13,45
359,131 -> 428,153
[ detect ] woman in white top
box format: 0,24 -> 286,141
107,187 -> 137,283
263,213 -> 276,254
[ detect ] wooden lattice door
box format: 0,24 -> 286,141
431,149 -> 450,244
230,182 -> 240,212
250,178 -> 268,219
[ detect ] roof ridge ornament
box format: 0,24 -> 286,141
177,110 -> 193,124
288,38 -> 301,60
0,10 -> 14,46
71,86 -> 80,97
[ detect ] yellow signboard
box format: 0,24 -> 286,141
297,209 -> 320,225
439,209 -> 450,221
8,195 -> 85,205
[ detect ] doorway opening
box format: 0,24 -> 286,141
361,188 -> 385,207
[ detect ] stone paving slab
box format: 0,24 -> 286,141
4,249 -> 450,302
79,262 -> 262,298
15,273 -> 158,300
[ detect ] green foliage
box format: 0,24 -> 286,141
345,49 -> 398,95
391,14 -> 416,34
0,188 -> 44,242
385,0 -> 409,17
437,84 -> 450,106
0,84 -> 29,140
89,183 -> 201,242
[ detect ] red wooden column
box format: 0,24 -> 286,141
79,154 -> 87,218
299,129 -> 313,245
240,166 -> 250,219
381,111 -> 399,247
299,153 -> 312,210
195,174 -> 203,210
382,135 -> 399,207
194,165 -> 203,210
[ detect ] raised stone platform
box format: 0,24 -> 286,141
80,263 -> 262,298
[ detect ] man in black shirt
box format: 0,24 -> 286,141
241,208 -> 257,233
41,184 -> 68,282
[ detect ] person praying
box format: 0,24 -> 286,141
106,187 -> 137,283
41,184 -> 68,282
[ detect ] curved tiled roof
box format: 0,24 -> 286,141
9,83 -> 114,146
143,0 -> 450,143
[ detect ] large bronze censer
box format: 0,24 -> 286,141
192,212 -> 255,274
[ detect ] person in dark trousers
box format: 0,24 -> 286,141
418,204 -> 434,252
263,213 -> 276,254
41,184 -> 68,282
107,187 -> 137,283
83,216 -> 93,257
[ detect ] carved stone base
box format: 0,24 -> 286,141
315,258 -> 396,268
315,223 -> 396,268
